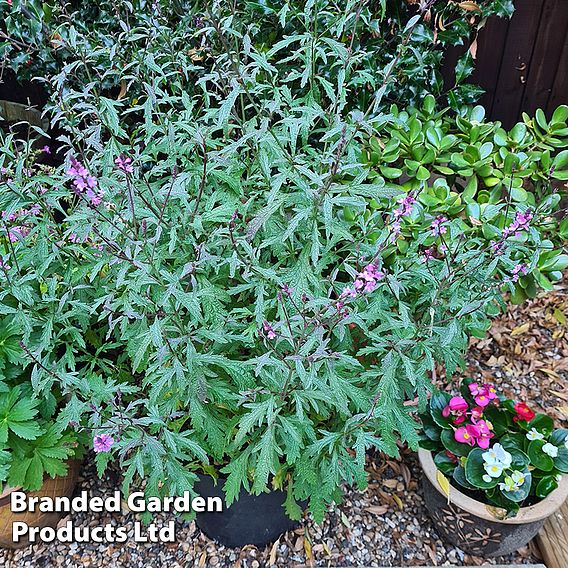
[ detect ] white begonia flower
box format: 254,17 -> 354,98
498,476 -> 515,492
483,474 -> 492,483
526,428 -> 544,441
542,443 -> 559,458
556,474 -> 563,482
484,462 -> 505,478
511,471 -> 525,486
498,471 -> 525,492
482,443 -> 512,467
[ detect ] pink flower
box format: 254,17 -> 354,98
41,145 -> 51,154
393,194 -> 416,220
430,215 -> 448,237
509,263 -> 529,282
262,321 -> 277,340
448,396 -> 468,412
503,210 -> 532,238
114,155 -> 134,173
491,241 -> 503,254
470,405 -> 484,422
0,256 -> 11,271
474,419 -> 494,449
422,247 -> 435,262
93,434 -> 114,453
468,383 -> 498,407
8,225 -> 30,242
442,396 -> 469,424
67,157 -> 102,205
455,426 -> 476,445
341,263 -> 384,299
341,286 -> 357,298
454,419 -> 494,448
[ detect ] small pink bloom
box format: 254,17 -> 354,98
448,396 -> 468,412
455,426 -> 475,445
93,433 -> 114,453
470,405 -> 484,421
473,419 -> 493,448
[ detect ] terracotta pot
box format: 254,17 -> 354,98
418,448 -> 568,556
0,460 -> 81,549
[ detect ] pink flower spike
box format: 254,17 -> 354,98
115,155 -> 134,173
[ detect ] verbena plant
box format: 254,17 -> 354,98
1,0 -> 514,110
0,1 -> 564,520
419,380 -> 568,517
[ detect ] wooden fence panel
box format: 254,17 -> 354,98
444,0 -> 568,127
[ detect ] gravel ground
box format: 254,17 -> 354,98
3,284 -> 565,567
0,454 -> 540,568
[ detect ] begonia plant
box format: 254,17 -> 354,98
420,380 -> 568,517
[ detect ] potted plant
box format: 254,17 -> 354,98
418,380 -> 568,556
0,317 -> 83,548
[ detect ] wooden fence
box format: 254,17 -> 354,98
444,0 -> 568,128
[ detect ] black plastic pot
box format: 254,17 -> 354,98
194,474 -> 301,548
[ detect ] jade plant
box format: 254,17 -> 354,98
363,100 -> 568,305
419,380 -> 568,517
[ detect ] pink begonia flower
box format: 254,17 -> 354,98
474,419 -> 494,449
468,382 -> 498,407
470,405 -> 484,422
455,426 -> 476,445
93,434 -> 114,453
442,396 -> 469,424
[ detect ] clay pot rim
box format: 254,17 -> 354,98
418,447 -> 568,524
0,485 -> 21,500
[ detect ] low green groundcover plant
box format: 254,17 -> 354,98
419,380 -> 568,517
0,316 -> 81,493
